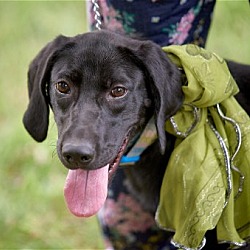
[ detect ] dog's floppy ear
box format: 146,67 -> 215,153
119,40 -> 183,154
23,35 -> 69,142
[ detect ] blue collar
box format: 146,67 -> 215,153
120,118 -> 157,165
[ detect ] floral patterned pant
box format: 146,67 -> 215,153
88,0 -> 215,249
98,169 -> 175,250
88,0 -> 215,47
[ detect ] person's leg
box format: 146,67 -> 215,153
87,1 -> 215,248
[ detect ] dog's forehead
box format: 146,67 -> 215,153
54,35 -> 123,69
51,32 -> 141,83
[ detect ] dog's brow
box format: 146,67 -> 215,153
54,70 -> 82,84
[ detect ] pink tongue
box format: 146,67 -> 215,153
64,165 -> 109,217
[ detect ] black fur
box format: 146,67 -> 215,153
23,30 -> 250,249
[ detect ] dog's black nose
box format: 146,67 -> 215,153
62,143 -> 94,167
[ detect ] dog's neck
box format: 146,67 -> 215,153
120,117 -> 157,165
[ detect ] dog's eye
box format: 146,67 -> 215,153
110,86 -> 127,98
55,81 -> 71,94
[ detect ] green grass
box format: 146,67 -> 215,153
0,1 -> 249,249
206,1 -> 250,63
0,1 -> 104,249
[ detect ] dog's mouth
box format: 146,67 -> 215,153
63,134 -> 130,218
108,136 -> 129,177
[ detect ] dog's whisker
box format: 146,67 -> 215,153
51,149 -> 58,159
48,138 -> 57,147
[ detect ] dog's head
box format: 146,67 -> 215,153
23,30 -> 183,216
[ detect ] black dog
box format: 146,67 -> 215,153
23,30 -> 250,249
